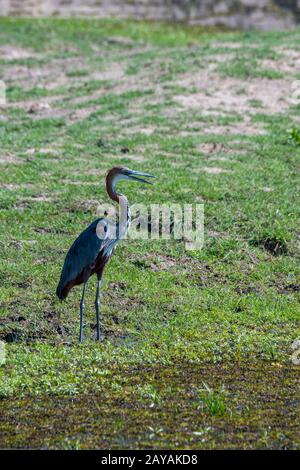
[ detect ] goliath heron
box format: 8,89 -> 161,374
56,166 -> 155,342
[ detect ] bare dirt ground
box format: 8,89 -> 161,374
1,42 -> 299,135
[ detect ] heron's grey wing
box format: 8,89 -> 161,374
56,218 -> 106,298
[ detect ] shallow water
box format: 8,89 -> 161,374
1,363 -> 299,449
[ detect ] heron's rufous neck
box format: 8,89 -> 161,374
106,169 -> 120,203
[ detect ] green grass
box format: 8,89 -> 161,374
0,18 -> 299,449
197,383 -> 228,416
290,127 -> 300,145
218,56 -> 284,79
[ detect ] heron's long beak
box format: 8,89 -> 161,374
127,170 -> 156,185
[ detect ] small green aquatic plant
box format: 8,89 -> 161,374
197,382 -> 228,417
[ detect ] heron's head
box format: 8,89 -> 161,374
106,166 -> 155,201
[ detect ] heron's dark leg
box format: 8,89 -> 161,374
95,278 -> 102,341
79,282 -> 87,343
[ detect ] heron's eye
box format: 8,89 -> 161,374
104,225 -> 108,233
